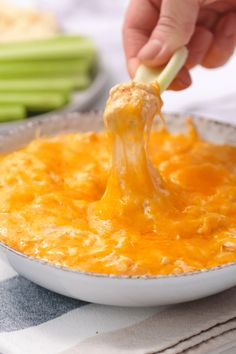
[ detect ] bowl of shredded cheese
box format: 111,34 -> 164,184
0,1 -> 59,42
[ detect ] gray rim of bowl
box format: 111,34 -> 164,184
0,111 -> 236,280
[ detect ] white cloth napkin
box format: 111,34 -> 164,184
1,251 -> 236,354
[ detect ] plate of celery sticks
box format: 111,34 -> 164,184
0,34 -> 106,126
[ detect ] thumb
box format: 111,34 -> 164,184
138,0 -> 199,66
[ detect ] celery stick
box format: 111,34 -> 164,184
134,47 -> 188,92
0,75 -> 90,93
0,104 -> 26,121
0,35 -> 85,50
0,59 -> 92,79
0,78 -> 74,92
0,36 -> 96,62
0,92 -> 69,111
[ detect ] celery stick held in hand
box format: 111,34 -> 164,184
123,0 -> 236,90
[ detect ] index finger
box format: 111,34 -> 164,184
123,0 -> 160,77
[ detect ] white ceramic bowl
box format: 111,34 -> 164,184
0,112 -> 236,307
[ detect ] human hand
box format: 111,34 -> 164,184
123,0 -> 236,90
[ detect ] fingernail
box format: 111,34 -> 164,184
138,39 -> 162,61
170,79 -> 187,91
169,77 -> 191,91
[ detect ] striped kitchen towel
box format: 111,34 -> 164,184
1,252 -> 236,354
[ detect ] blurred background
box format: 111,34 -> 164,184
0,0 -> 235,124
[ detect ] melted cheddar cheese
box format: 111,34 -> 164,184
0,81 -> 236,276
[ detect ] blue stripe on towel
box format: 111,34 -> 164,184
0,276 -> 87,332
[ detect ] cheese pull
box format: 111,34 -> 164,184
88,81 -> 171,233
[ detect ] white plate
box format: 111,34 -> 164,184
0,112 -> 236,307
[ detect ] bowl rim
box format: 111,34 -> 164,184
1,239 -> 236,280
1,111 -> 236,280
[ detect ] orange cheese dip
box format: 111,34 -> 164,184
1,81 -> 236,276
